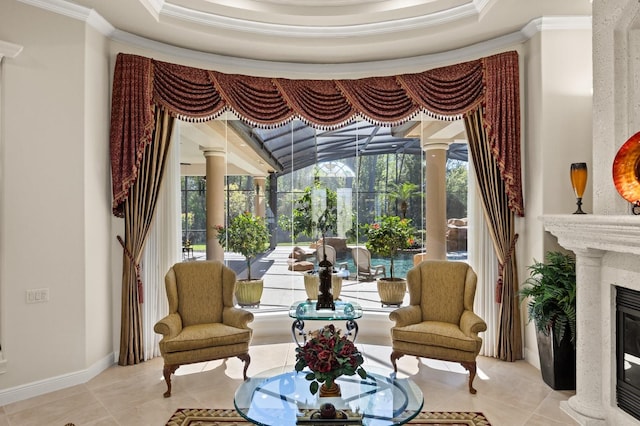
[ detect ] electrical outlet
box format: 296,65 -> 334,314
26,288 -> 49,304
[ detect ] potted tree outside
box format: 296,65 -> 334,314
364,215 -> 415,306
215,212 -> 270,307
520,251 -> 576,390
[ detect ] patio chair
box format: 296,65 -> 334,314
317,244 -> 349,272
352,246 -> 386,281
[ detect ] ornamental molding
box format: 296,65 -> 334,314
542,214 -> 640,256
0,40 -> 23,60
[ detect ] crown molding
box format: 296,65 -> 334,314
17,0 -> 115,36
521,15 -> 592,39
110,27 -> 528,78
0,40 -> 24,60
159,1 -> 481,38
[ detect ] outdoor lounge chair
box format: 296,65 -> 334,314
317,244 -> 349,271
352,246 -> 386,281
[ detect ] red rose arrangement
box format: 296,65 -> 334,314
295,324 -> 367,395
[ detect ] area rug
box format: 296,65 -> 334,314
165,408 -> 491,426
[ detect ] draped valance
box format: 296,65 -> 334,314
109,51 -> 523,218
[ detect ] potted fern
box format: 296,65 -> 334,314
215,212 -> 270,306
520,251 -> 576,390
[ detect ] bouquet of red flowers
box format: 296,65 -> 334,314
295,324 -> 367,395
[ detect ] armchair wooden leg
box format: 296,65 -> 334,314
163,364 -> 179,398
460,361 -> 477,394
390,351 -> 404,373
238,353 -> 251,380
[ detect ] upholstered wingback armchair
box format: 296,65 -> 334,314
389,260 -> 487,394
154,261 -> 254,397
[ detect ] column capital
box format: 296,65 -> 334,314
200,148 -> 225,158
421,141 -> 451,152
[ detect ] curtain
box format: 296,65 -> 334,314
117,107 -> 174,365
109,50 -> 524,364
141,120 -> 181,360
468,161 -> 499,358
465,107 -> 522,361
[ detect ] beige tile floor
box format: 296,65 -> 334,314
0,342 -> 578,426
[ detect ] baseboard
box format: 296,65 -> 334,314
0,352 -> 115,406
524,346 -> 540,370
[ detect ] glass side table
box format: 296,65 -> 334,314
289,300 -> 363,346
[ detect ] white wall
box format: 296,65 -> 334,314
83,24 -> 113,367
0,1 -> 112,397
520,28 -> 592,365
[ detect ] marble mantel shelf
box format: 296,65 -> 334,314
542,214 -> 640,256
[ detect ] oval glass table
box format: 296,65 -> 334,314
234,365 -> 424,426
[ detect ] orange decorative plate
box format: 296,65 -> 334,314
613,131 -> 640,204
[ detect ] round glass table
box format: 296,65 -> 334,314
234,365 -> 424,426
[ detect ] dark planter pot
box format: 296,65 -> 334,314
537,328 -> 576,390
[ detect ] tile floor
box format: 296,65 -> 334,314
0,342 -> 578,426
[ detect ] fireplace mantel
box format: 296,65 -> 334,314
542,214 -> 640,425
543,215 -> 640,256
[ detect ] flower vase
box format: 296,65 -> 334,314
319,381 -> 341,397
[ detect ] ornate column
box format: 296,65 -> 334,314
423,142 -> 449,260
562,247 -> 606,424
254,176 -> 266,219
202,149 -> 225,261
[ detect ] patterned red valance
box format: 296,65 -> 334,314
110,51 -> 523,217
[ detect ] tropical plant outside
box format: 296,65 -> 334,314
388,182 -> 421,218
277,183 -> 337,241
520,251 -> 577,346
364,215 -> 415,279
215,212 -> 270,281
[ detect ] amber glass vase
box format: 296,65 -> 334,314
570,162 -> 588,214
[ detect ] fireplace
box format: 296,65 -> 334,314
617,286 -> 640,421
542,215 -> 640,425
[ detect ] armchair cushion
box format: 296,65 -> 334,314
391,321 -> 480,353
160,323 -> 252,353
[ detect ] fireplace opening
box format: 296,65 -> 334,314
616,286 -> 640,421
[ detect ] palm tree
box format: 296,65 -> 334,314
388,182 -> 420,218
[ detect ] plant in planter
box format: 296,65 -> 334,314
215,212 -> 270,306
520,251 -> 577,390
364,215 -> 415,279
364,215 -> 415,306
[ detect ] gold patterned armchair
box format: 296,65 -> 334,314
389,260 -> 486,394
154,261 -> 254,397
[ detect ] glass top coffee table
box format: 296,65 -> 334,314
234,365 -> 424,426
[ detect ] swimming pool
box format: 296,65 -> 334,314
340,250 -> 468,278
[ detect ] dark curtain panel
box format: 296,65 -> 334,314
465,107 -> 523,362
118,107 -> 174,365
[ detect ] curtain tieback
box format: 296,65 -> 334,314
117,235 -> 144,304
496,233 -> 519,304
